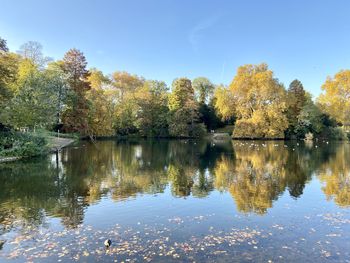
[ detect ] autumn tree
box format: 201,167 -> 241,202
5,72 -> 56,129
192,77 -> 215,104
168,78 -> 206,137
214,84 -> 236,120
61,49 -> 91,135
45,61 -> 70,130
112,71 -> 144,100
286,79 -> 307,137
291,92 -> 325,138
135,80 -> 169,137
192,78 -> 223,131
3,59 -> 61,129
318,70 -> 350,126
111,71 -> 144,135
0,37 -> 19,118
86,68 -> 114,136
216,64 -> 288,138
17,41 -> 51,68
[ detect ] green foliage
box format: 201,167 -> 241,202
199,103 -> 224,131
169,78 -> 194,110
46,62 -> 70,130
136,80 -> 169,137
286,79 -> 307,137
114,101 -> 139,136
36,129 -> 80,140
86,69 -> 115,137
327,127 -> 344,140
111,72 -> 145,136
1,36 -> 350,142
0,46 -> 19,113
192,77 -> 215,104
168,78 -> 206,137
293,94 -> 323,138
168,165 -> 193,197
3,66 -> 59,129
61,49 -> 91,135
214,125 -> 235,135
0,131 -> 48,157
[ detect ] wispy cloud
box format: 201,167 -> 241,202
188,15 -> 220,53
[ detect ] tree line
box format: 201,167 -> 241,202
1,37 -> 349,140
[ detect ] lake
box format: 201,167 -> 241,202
0,139 -> 350,262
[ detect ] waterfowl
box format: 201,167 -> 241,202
104,239 -> 112,248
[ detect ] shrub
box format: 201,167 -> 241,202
233,120 -> 284,139
189,123 -> 207,138
0,131 -> 48,157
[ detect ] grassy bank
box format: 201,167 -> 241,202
0,130 -> 77,162
0,131 -> 49,159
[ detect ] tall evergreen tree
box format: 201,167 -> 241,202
286,79 -> 307,137
168,78 -> 205,137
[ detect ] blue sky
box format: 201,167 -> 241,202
1,0 -> 350,97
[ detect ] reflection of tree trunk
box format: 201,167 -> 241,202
55,151 -> 60,188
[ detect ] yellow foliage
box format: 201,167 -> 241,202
319,144 -> 350,207
318,70 -> 350,125
214,85 -> 235,120
215,64 -> 288,138
86,69 -> 114,136
213,142 -> 288,214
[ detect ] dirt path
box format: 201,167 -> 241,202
48,136 -> 75,152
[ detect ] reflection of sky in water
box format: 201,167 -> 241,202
0,140 -> 350,262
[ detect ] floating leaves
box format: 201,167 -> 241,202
1,212 -> 350,262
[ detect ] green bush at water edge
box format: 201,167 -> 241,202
0,131 -> 49,158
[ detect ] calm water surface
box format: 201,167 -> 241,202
0,139 -> 350,262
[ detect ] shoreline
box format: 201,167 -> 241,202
48,136 -> 75,152
0,136 -> 75,163
1,134 -> 347,164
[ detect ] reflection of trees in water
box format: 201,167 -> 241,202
284,141 -> 337,198
214,143 -> 289,215
110,140 -> 169,200
168,165 -> 194,197
0,157 -> 61,234
318,144 -> 350,207
192,170 -> 214,198
0,140 -> 346,231
213,141 -> 338,214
